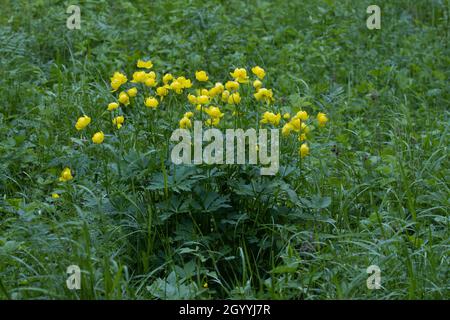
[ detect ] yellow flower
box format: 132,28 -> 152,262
254,88 -> 274,103
260,111 -> 281,126
197,95 -> 210,105
253,79 -> 262,90
195,70 -> 209,82
283,113 -> 290,120
170,80 -> 183,94
299,143 -> 309,158
112,116 -> 124,129
205,106 -> 224,118
156,86 -> 169,98
177,76 -> 192,88
205,117 -> 220,127
203,282 -> 208,289
225,80 -> 239,91
107,102 -> 119,111
163,73 -> 173,84
145,97 -> 159,108
92,131 -> 105,144
282,123 -> 293,136
301,122 -> 310,134
221,90 -> 230,102
137,59 -> 153,69
75,115 -> 91,130
227,92 -> 241,104
317,112 -> 328,127
295,110 -> 308,121
298,133 -> 307,141
145,78 -> 157,87
187,94 -> 197,104
251,66 -> 266,79
59,167 -> 73,182
127,87 -> 138,97
51,193 -> 60,199
131,71 -> 148,83
230,68 -> 249,83
184,111 -> 194,118
214,82 -> 224,93
118,91 -> 130,105
110,72 -> 127,92
196,104 -> 204,112
179,116 -> 192,129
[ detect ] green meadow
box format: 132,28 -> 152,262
0,0 -> 448,299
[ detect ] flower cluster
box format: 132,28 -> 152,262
59,60 -> 329,184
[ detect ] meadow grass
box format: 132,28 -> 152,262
0,0 -> 448,299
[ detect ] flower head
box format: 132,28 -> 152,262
75,115 -> 91,130
254,88 -> 274,103
156,86 -> 169,98
253,79 -> 262,90
230,68 -> 249,83
137,59 -> 153,69
227,92 -> 241,104
107,102 -> 119,111
205,106 -> 224,119
225,80 -> 239,91
179,116 -> 192,129
195,70 -> 209,82
317,112 -> 328,127
163,73 -> 173,84
299,143 -> 309,158
145,97 -> 159,108
251,66 -> 266,79
59,167 -> 73,182
112,116 -> 124,129
110,72 -> 127,92
92,131 -> 105,144
127,87 -> 138,97
260,111 -> 281,126
118,91 -> 130,105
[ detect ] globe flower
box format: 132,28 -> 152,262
110,72 -> 127,92
251,66 -> 266,79
145,78 -> 157,87
299,143 -> 309,158
282,123 -> 293,136
170,80 -> 183,94
59,167 -> 73,182
131,71 -> 148,83
145,97 -> 159,108
230,68 -> 249,83
225,81 -> 239,91
197,95 -> 210,105
205,117 -> 220,127
118,91 -> 130,105
295,110 -> 308,121
221,90 -> 230,102
107,102 -> 119,111
298,133 -> 307,141
254,88 -> 274,103
187,94 -> 197,104
317,112 -> 328,127
51,193 -> 60,199
156,86 -> 169,98
205,106 -> 224,119
195,70 -> 208,82
253,79 -> 262,90
283,113 -> 291,119
127,87 -> 138,97
137,59 -> 153,69
228,92 -> 241,104
163,73 -> 173,84
92,131 -> 105,144
75,115 -> 91,130
179,116 -> 192,129
214,82 -> 224,93
260,111 -> 281,126
112,116 -> 124,129
184,111 -> 194,118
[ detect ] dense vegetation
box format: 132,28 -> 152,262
0,0 -> 448,299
